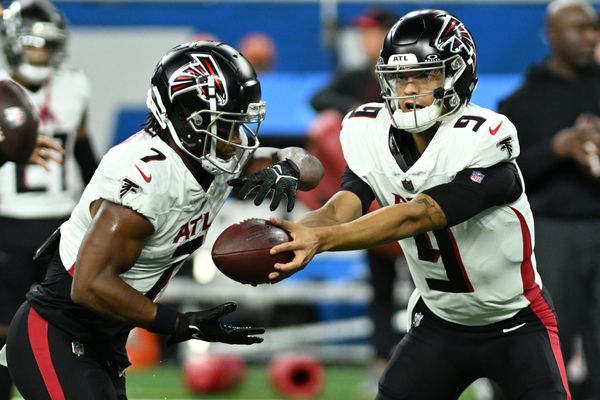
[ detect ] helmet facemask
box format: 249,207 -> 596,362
183,98 -> 265,175
377,54 -> 466,133
147,82 -> 265,175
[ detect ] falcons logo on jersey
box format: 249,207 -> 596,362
168,54 -> 228,106
434,15 -> 476,65
119,177 -> 141,199
497,136 -> 515,158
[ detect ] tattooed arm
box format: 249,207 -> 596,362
313,193 -> 446,252
267,193 -> 446,281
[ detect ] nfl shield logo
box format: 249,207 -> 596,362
72,341 -> 85,357
470,171 -> 485,183
402,179 -> 414,191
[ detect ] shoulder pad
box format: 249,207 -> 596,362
96,136 -> 174,229
344,102 -> 385,122
445,105 -> 520,168
340,103 -> 388,175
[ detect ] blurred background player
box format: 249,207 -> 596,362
306,8 -> 404,393
0,0 -> 96,398
499,0 -> 600,398
0,3 -> 63,170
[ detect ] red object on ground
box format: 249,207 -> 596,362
182,355 -> 247,393
268,354 -> 325,398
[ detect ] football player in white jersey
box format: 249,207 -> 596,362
3,40 -> 323,399
270,9 -> 571,400
0,1 -> 92,399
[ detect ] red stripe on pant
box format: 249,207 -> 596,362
511,207 -> 571,400
27,307 -> 66,400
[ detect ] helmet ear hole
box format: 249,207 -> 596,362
190,114 -> 203,127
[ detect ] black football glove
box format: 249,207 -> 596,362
228,159 -> 300,212
169,302 -> 264,345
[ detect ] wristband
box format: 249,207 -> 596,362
283,159 -> 300,178
147,303 -> 180,335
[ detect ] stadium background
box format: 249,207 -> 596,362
9,1 -> 590,399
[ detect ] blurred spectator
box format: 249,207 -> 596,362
304,7 -> 403,395
239,32 -> 276,73
311,8 -> 397,114
499,0 -> 600,398
0,1 -> 97,399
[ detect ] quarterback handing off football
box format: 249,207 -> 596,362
0,79 -> 38,163
212,219 -> 293,285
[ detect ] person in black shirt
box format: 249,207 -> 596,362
499,1 -> 600,398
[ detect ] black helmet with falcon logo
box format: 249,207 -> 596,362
376,9 -> 477,133
147,41 -> 266,175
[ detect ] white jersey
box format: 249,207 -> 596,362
340,103 -> 542,326
0,65 -> 90,218
59,131 -> 244,300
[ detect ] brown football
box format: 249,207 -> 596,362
211,218 -> 293,285
0,79 -> 39,164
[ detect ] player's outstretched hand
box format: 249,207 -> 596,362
228,159 -> 299,212
170,302 -> 264,345
30,135 -> 64,171
268,217 -> 320,282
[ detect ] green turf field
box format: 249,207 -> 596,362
125,364 -> 475,400
13,364 -> 476,399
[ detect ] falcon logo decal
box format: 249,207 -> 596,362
434,15 -> 476,65
497,136 -> 515,158
119,177 -> 141,199
168,53 -> 228,106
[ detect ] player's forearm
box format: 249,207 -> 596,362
276,147 -> 324,191
298,207 -> 340,227
71,274 -> 157,326
299,192 -> 364,228
315,198 -> 445,252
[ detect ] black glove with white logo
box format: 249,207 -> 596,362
169,302 -> 264,345
228,159 -> 300,212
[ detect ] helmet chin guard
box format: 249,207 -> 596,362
391,101 -> 443,133
16,63 -> 52,85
